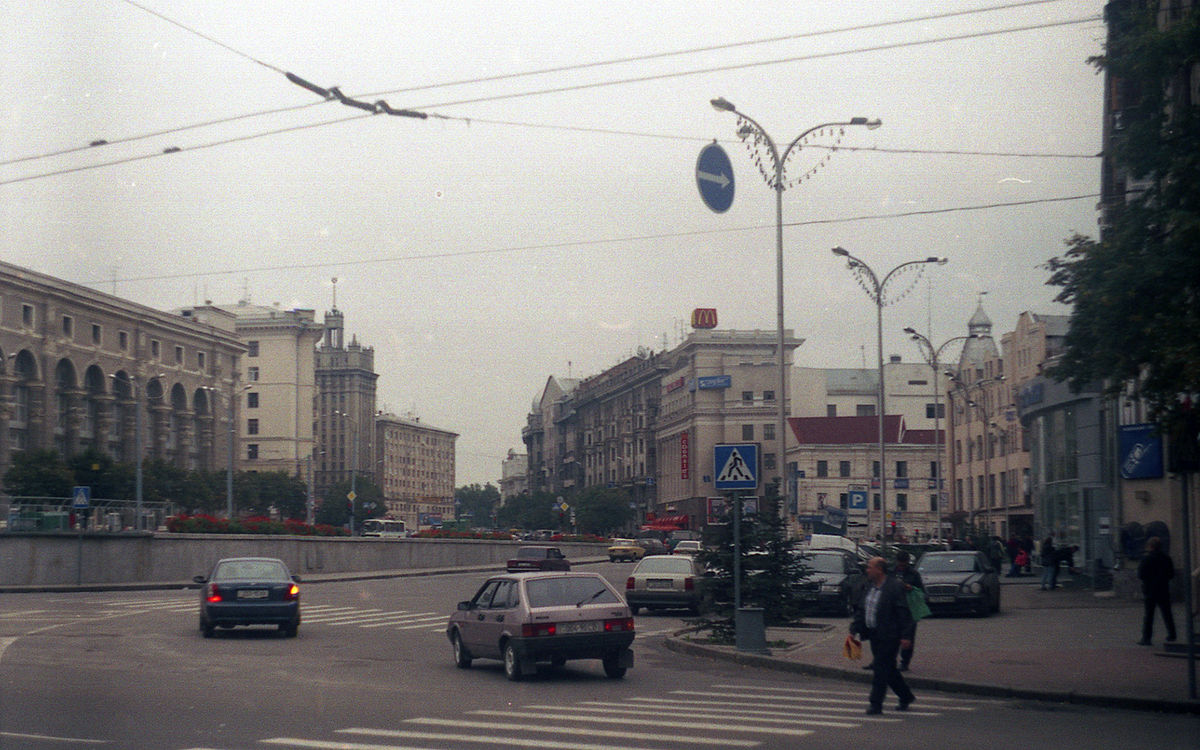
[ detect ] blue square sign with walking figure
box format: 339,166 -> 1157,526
713,443 -> 759,491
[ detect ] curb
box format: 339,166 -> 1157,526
662,635 -> 1200,715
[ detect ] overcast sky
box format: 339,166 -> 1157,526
1,1 -> 1106,486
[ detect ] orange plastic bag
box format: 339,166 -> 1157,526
842,634 -> 862,660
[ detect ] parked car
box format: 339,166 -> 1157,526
634,537 -> 670,556
915,550 -> 1001,616
506,545 -> 571,573
625,554 -> 709,615
607,538 -> 646,562
193,557 -> 301,638
446,571 -> 635,680
671,540 -> 703,556
794,549 -> 865,615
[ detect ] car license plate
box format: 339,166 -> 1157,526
237,589 -> 269,599
647,579 -> 673,590
557,620 -> 602,635
928,595 -> 955,603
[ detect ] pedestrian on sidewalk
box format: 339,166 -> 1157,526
893,550 -> 924,671
850,557 -> 916,715
1137,536 -> 1177,646
1020,534 -> 1035,574
1012,548 -> 1029,577
1040,533 -> 1057,589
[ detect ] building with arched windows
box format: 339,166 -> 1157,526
0,262 -> 245,491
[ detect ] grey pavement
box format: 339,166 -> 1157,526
665,576 -> 1200,714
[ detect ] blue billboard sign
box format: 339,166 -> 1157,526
1120,423 -> 1164,479
692,375 -> 732,391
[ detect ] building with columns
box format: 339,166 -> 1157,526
1,262 -> 244,487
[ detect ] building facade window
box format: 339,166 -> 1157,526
247,367 -> 259,381
763,390 -> 775,403
764,453 -> 776,471
21,304 -> 34,327
895,460 -> 908,478
839,460 -> 851,478
91,324 -> 102,345
247,444 -> 259,460
247,392 -> 259,408
247,419 -> 259,435
816,460 -> 828,478
857,404 -> 875,417
826,404 -> 837,417
150,339 -> 160,358
742,391 -> 754,403
896,493 -> 908,511
763,423 -> 775,441
247,341 -> 259,357
197,351 -> 206,371
61,315 -> 73,338
175,345 -> 184,364
741,424 -> 754,440
119,330 -> 129,350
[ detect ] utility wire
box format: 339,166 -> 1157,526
118,0 -> 283,73
81,193 -> 1100,287
3,3 -> 1098,170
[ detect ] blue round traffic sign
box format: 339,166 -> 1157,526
696,142 -> 734,213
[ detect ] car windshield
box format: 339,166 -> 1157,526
806,553 -> 848,573
918,555 -> 977,573
635,557 -> 693,574
524,577 -> 620,608
213,560 -> 288,581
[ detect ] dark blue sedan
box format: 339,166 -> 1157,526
194,557 -> 301,637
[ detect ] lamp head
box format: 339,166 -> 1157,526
850,117 -> 883,130
831,246 -> 849,257
710,97 -> 736,113
903,326 -> 916,335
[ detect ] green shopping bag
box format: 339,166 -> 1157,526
907,587 -> 931,620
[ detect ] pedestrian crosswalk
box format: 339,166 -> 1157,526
84,595 -> 684,637
221,682 -> 984,750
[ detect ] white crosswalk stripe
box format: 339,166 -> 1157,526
248,679 -> 981,750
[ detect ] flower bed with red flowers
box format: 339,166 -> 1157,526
165,514 -> 347,536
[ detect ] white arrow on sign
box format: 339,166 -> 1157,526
697,169 -> 731,189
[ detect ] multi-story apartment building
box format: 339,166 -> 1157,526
1,262 -> 244,485
188,300 -> 323,478
375,412 -> 456,530
787,415 -> 941,542
792,360 -> 948,428
654,328 -> 802,527
522,375 -> 579,497
498,449 -> 528,501
314,307 -> 377,497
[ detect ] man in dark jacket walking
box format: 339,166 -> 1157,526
1137,536 -> 1177,645
851,557 -> 916,714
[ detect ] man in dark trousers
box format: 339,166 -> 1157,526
850,556 -> 916,714
893,550 -> 924,671
1138,536 -> 1177,645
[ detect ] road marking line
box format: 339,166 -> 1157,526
0,730 -> 108,744
710,683 -> 984,707
396,718 -> 756,746
585,699 -> 900,722
282,728 -> 674,750
471,709 -> 820,734
392,617 -> 450,630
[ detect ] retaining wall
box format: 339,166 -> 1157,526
0,534 -> 605,587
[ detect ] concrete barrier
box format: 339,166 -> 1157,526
0,533 -> 607,588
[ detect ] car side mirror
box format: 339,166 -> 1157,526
192,575 -> 207,584
292,575 -> 302,583
457,601 -> 474,611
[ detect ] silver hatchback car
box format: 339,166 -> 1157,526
446,571 -> 635,680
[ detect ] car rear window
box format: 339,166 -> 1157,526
517,547 -> 547,558
918,554 -> 976,573
807,553 -> 848,573
214,560 -> 288,581
524,577 -> 621,608
636,557 -> 693,574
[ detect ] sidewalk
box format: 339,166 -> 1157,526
665,577 -> 1200,714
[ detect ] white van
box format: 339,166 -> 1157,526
361,518 -> 407,538
804,533 -> 879,562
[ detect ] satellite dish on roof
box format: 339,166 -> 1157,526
636,346 -> 651,360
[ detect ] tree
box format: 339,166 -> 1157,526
1045,5 -> 1200,413
316,477 -> 384,528
235,471 -> 308,519
693,480 -> 811,641
454,483 -> 501,527
495,490 -> 557,531
67,449 -> 133,501
572,485 -> 634,536
3,449 -> 73,498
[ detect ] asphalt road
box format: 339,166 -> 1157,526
1,563 -> 1195,749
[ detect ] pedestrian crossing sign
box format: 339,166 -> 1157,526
713,443 -> 759,491
72,486 -> 91,509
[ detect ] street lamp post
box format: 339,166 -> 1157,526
110,373 -> 146,529
904,329 -> 976,542
832,247 -> 946,547
334,410 -> 358,535
711,98 -> 880,517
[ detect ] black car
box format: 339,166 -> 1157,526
795,549 -> 865,615
194,557 -> 302,637
915,550 -> 1001,616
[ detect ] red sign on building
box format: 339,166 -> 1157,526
680,432 -> 690,480
691,308 -> 718,329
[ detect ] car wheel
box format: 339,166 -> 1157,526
280,619 -> 299,638
199,615 -> 214,638
451,630 -> 472,669
602,654 -> 627,679
629,605 -> 640,615
550,655 -> 567,668
503,642 -> 524,681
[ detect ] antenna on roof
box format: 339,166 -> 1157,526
331,277 -> 339,311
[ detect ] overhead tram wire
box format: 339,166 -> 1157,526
82,193 -> 1100,287
4,4 -> 1099,171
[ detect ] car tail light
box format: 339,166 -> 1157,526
684,577 -> 694,591
521,622 -> 556,637
604,618 -> 635,632
626,577 -> 635,590
283,583 -> 300,600
206,584 -> 222,603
